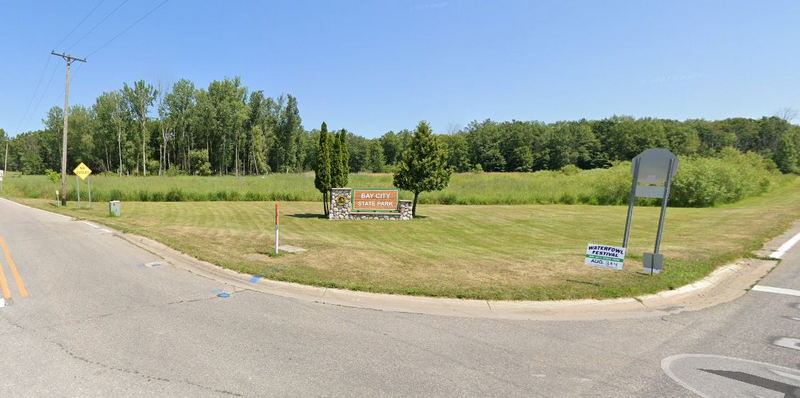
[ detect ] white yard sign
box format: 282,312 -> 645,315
585,243 -> 626,270
0,170 -> 4,181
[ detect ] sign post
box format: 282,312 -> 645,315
621,149 -> 679,274
0,169 -> 4,193
275,203 -> 280,255
72,162 -> 92,208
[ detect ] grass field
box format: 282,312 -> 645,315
16,177 -> 800,301
3,171 -> 604,204
3,165 -> 791,207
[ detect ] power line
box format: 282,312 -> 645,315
53,0 -> 107,50
86,0 -> 170,58
67,0 -> 132,52
15,55 -> 52,133
14,0 -> 105,134
23,62 -> 60,131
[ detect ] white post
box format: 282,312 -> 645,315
274,203 -> 280,254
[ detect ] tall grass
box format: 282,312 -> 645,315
3,155 -> 791,207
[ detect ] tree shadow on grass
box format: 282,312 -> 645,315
290,213 -> 327,219
565,279 -> 602,287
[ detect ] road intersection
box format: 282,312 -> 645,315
1,198 -> 799,397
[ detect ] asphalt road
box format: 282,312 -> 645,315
1,198 -> 799,397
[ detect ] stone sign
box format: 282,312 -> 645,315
352,189 -> 399,212
330,188 -> 412,221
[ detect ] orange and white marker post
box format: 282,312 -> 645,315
274,203 -> 280,254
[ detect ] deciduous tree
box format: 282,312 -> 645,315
393,121 -> 451,216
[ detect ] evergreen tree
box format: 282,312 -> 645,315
339,129 -> 350,176
393,121 -> 452,216
331,129 -> 350,188
313,122 -> 333,215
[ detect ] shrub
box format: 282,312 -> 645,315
45,169 -> 60,184
593,165 -> 631,205
146,160 -> 160,175
671,149 -> 777,207
560,164 -> 581,176
165,188 -> 185,202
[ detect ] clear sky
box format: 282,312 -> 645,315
2,0 -> 799,138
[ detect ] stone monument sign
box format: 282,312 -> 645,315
329,188 -> 412,220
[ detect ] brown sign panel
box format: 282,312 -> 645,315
352,189 -> 399,212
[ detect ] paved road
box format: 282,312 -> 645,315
1,198 -> 799,397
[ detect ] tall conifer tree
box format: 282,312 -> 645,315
314,122 -> 332,215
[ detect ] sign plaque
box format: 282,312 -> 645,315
352,189 -> 399,212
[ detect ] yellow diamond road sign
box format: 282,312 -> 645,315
73,162 -> 92,181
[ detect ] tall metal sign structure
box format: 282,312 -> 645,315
622,149 -> 679,274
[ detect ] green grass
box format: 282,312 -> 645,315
4,167 -> 792,206
17,177 -> 800,301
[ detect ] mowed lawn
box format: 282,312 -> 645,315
16,178 -> 800,300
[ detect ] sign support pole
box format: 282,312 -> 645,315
275,203 -> 280,255
652,158 -> 675,257
88,175 -> 92,208
76,175 -> 80,206
622,158 -> 640,248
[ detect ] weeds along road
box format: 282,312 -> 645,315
1,198 -> 799,397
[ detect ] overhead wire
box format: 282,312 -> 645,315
17,0 -> 169,134
15,0 -> 104,134
86,0 -> 170,58
67,0 -> 132,53
53,0 -> 107,51
26,64 -> 61,128
15,56 -> 52,132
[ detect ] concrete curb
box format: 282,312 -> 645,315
115,231 -> 781,321
5,198 -> 792,320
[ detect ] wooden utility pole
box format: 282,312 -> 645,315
51,51 -> 86,206
1,142 -> 7,193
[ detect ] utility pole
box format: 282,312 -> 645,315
51,51 -> 86,206
1,142 -> 7,193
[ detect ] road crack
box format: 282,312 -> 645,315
49,339 -> 242,396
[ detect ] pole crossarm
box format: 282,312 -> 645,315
50,51 -> 87,64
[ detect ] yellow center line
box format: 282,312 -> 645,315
0,251 -> 10,299
0,235 -> 28,298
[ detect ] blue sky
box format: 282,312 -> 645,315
2,0 -> 799,138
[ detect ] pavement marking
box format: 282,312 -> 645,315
0,252 -> 11,299
751,285 -> 800,297
770,231 -> 800,259
0,236 -> 28,298
81,221 -> 112,233
773,337 -> 800,352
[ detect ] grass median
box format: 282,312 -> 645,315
14,177 -> 800,301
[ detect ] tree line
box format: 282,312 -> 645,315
1,77 -> 799,176
2,77 -> 305,177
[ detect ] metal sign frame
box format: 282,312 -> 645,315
622,149 -> 679,275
